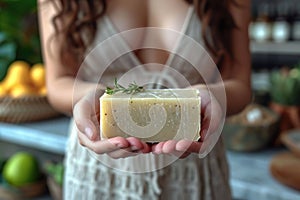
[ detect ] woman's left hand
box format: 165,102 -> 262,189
151,88 -> 223,158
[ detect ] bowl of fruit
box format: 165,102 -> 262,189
0,61 -> 60,123
0,152 -> 47,200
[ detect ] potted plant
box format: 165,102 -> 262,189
269,64 -> 300,135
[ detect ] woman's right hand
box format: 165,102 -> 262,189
73,89 -> 151,159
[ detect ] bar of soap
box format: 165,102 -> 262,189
100,89 -> 201,142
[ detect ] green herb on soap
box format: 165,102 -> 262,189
105,78 -> 144,95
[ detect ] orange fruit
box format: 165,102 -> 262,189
10,84 -> 37,98
30,63 -> 45,89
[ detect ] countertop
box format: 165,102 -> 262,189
1,117 -> 300,200
228,149 -> 300,200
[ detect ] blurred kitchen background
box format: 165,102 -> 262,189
0,0 -> 300,200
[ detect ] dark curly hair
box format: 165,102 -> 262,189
49,0 -> 238,67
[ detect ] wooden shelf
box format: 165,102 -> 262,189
251,41 -> 300,55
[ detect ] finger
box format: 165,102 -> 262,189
78,132 -> 129,154
107,141 -> 151,158
141,142 -> 152,153
151,141 -> 191,158
74,99 -> 99,141
126,137 -> 145,151
161,140 -> 177,154
107,148 -> 140,159
126,137 -> 153,153
175,140 -> 202,153
152,142 -> 165,154
200,97 -> 222,141
79,131 -> 142,159
198,100 -> 223,156
200,114 -> 210,142
200,98 -> 212,141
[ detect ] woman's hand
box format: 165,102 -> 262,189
73,89 -> 151,159
151,88 -> 223,158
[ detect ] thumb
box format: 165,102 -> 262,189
73,99 -> 99,140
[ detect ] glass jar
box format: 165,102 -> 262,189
272,19 -> 291,42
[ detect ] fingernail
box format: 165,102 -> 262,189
131,146 -> 140,151
110,140 -> 125,148
85,127 -> 93,139
116,143 -> 125,148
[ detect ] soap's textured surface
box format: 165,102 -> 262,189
100,89 -> 201,142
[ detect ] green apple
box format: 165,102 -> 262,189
3,152 -> 40,187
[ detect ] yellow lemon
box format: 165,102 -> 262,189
10,84 -> 37,98
4,61 -> 31,91
30,63 -> 45,89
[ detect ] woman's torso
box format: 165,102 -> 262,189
80,0 -> 219,88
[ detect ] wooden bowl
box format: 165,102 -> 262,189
222,104 -> 280,152
0,96 -> 60,123
270,152 -> 300,191
0,175 -> 47,200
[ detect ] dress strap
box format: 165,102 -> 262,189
153,6 -> 194,88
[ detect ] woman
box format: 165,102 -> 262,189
38,0 -> 251,199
